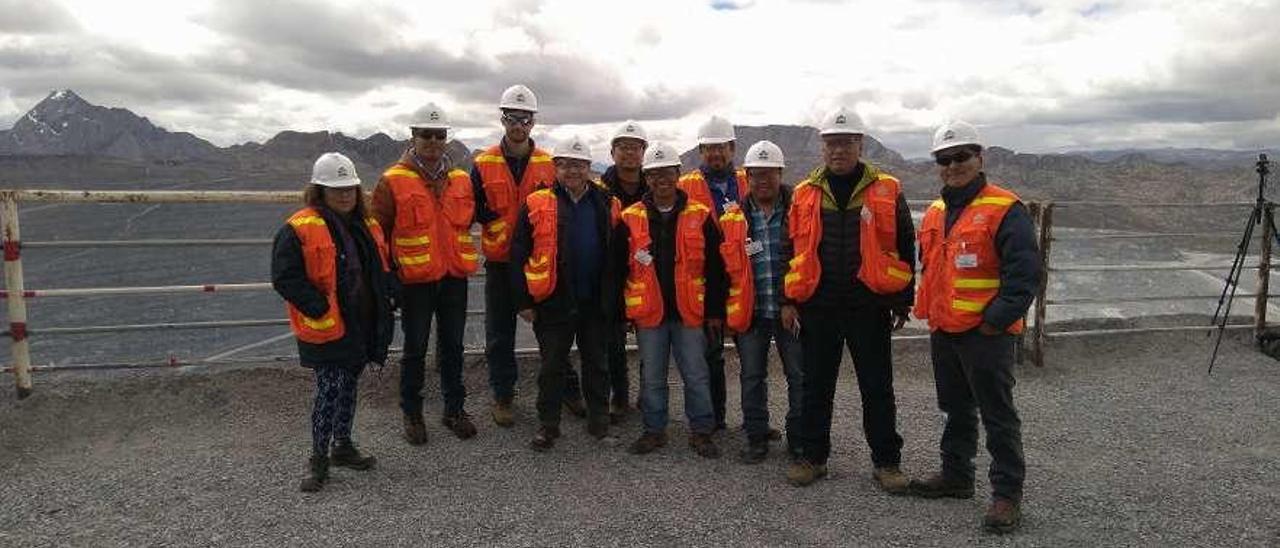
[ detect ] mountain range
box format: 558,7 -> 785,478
1,90 -> 1275,231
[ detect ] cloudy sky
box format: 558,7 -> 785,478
1,0 -> 1277,159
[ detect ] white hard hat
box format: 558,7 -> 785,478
743,140 -> 785,169
552,134 -> 593,162
499,84 -> 538,112
611,120 -> 648,145
411,102 -> 449,130
696,115 -> 735,145
642,142 -> 682,171
931,120 -> 982,153
311,152 -> 361,188
819,106 -> 863,136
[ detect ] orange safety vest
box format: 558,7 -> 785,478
678,168 -> 749,217
718,204 -> 754,332
284,207 -> 391,344
382,164 -> 479,283
522,188 -> 559,302
475,145 -> 555,262
914,182 -> 1025,334
783,172 -> 913,302
620,201 -> 711,328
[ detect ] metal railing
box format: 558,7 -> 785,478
1,189 -> 1272,396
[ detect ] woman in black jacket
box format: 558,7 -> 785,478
271,152 -> 397,492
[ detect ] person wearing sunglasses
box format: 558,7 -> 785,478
781,106 -> 915,494
908,120 -> 1040,535
469,84 -> 558,428
370,103 -> 481,446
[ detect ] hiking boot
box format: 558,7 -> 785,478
491,396 -> 515,427
786,459 -> 828,487
529,425 -> 561,452
688,433 -> 721,459
586,421 -> 610,440
873,465 -> 910,495
983,498 -> 1022,534
767,427 -> 782,441
331,441 -> 376,470
562,397 -> 587,419
299,454 -> 329,492
628,431 -> 667,455
402,413 -> 428,446
739,439 -> 769,464
441,411 -> 478,440
609,398 -> 632,425
908,473 -> 975,499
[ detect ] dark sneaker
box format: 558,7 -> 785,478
529,425 -> 561,452
441,411 -> 478,440
688,433 -> 721,459
628,431 -> 668,455
492,396 -> 515,427
983,498 -> 1022,534
908,473 -> 975,499
586,421 -> 610,440
330,441 -> 376,470
609,398 -> 632,425
786,459 -> 828,487
562,397 -> 587,419
739,439 -> 769,464
299,454 -> 329,492
402,413 -> 428,446
873,465 -> 910,495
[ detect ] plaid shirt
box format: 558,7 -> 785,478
747,198 -> 785,319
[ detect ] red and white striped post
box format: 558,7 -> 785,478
2,191 -> 32,397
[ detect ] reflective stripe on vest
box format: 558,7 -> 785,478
678,168 -> 749,219
476,146 -> 555,262
784,172 -> 910,302
283,208 -> 390,344
384,165 -> 478,283
621,202 -> 710,328
913,183 -> 1024,334
719,204 -> 754,333
523,188 -> 558,302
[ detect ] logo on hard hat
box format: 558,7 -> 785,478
572,143 -> 582,151
654,150 -> 665,159
757,149 -> 769,159
429,112 -> 439,120
943,130 -> 956,141
835,115 -> 847,124
336,166 -> 349,177
625,124 -> 635,132
515,93 -> 526,102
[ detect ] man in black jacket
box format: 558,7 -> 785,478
599,120 -> 649,421
907,121 -> 1040,535
510,136 -> 614,450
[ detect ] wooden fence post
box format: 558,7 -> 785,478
1033,202 -> 1054,368
2,192 -> 33,397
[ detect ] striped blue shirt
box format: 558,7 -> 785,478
747,200 -> 785,319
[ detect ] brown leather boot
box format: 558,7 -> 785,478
330,441 -> 376,470
983,498 -> 1022,534
491,396 -> 515,427
688,433 -> 721,459
402,413 -> 428,446
873,465 -> 910,495
628,431 -> 667,455
908,473 -> 975,499
529,425 -> 561,452
441,411 -> 477,440
786,459 -> 828,487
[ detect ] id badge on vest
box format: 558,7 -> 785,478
635,248 -> 653,266
745,238 -> 764,257
955,242 -> 978,269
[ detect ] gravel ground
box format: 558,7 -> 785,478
0,330 -> 1277,547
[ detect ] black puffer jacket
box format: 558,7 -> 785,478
271,206 -> 397,371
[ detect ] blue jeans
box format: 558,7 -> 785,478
637,320 -> 715,434
734,316 -> 804,446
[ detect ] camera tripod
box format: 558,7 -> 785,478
1208,153 -> 1277,374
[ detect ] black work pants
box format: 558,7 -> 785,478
399,277 -> 468,416
797,304 -> 903,467
706,331 -> 727,428
532,303 -> 610,428
930,329 -> 1025,502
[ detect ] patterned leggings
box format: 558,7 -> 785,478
312,366 -> 360,456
